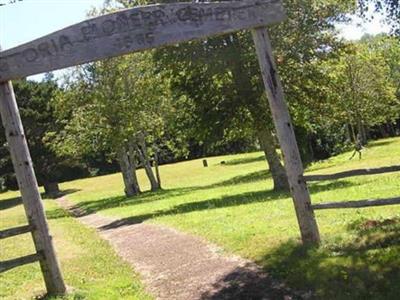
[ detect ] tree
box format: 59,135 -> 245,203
320,37 -> 399,145
0,76 -> 79,196
53,52 -> 169,196
149,0 -> 353,190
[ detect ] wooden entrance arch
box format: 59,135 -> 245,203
0,0 -> 320,294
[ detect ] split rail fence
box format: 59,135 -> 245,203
303,165 -> 400,210
0,225 -> 41,273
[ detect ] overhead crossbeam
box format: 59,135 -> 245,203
0,0 -> 285,81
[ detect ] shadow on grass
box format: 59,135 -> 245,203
207,170 -> 271,188
42,188 -> 81,200
368,140 -> 394,148
47,170 -> 272,219
307,180 -> 364,194
93,180 -> 358,231
199,263 -> 303,300
47,170 -> 271,220
223,155 -> 266,166
94,189 -> 289,230
262,217 -> 400,300
36,290 -> 86,300
48,177 -> 361,228
0,188 -> 80,212
45,207 -> 72,220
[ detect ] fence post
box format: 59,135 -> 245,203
251,27 -> 320,245
0,80 -> 66,294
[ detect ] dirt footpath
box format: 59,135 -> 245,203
57,197 -> 306,300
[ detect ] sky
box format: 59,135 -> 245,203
0,0 -> 105,50
336,13 -> 390,40
0,0 -> 391,80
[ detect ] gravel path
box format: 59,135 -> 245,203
57,196 -> 304,300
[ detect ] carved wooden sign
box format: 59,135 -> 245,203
0,0 -> 285,81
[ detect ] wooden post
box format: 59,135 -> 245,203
251,27 -> 320,245
0,80 -> 66,294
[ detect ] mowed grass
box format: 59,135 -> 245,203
1,137 -> 399,299
59,137 -> 400,299
0,194 -> 152,299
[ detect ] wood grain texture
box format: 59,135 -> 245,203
0,252 -> 43,273
304,165 -> 400,181
312,197 -> 400,210
251,27 -> 320,245
0,224 -> 34,239
0,80 -> 66,294
0,0 -> 285,81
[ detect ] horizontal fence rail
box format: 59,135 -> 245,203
0,252 -> 43,273
304,165 -> 400,182
312,197 -> 400,210
0,224 -> 34,239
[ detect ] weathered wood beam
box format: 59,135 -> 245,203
0,224 -> 34,239
312,197 -> 400,210
0,0 -> 285,81
0,79 -> 66,294
0,252 -> 43,273
251,27 -> 320,245
304,165 -> 400,182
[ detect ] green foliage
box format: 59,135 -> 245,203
52,52 -> 171,159
319,36 -> 399,143
265,218 -> 400,299
149,0 -> 354,158
46,0 -> 399,165
0,77 -> 83,191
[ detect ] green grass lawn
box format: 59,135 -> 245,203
1,137 -> 399,299
0,195 -> 151,299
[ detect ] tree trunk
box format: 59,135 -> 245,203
379,125 -> 388,138
356,119 -> 367,145
257,126 -> 289,192
127,142 -> 141,194
350,123 -> 357,143
43,181 -> 60,198
226,34 -> 288,191
134,135 -> 160,191
388,123 -> 396,136
307,136 -> 315,162
117,147 -> 140,197
153,150 -> 161,187
363,124 -> 370,141
346,124 -> 352,142
135,145 -> 160,191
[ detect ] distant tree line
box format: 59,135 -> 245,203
1,0 -> 399,195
